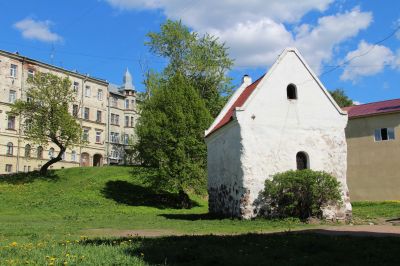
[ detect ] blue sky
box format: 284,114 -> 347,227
1,0 -> 399,104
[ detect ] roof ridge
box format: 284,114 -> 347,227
353,98 -> 400,107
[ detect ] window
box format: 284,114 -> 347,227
5,164 -> 12,173
10,64 -> 17,78
374,128 -> 395,141
110,149 -> 119,159
131,117 -> 134,127
97,89 -> 103,101
27,68 -> 35,78
131,99 -> 135,106
83,129 -> 89,142
110,132 -> 120,143
125,99 -> 129,109
49,148 -> 55,159
6,142 -> 13,156
84,107 -> 90,120
71,151 -> 77,162
112,97 -> 118,107
7,116 -> 15,130
25,144 -> 31,158
125,116 -> 129,127
37,146 -> 43,159
96,131 -> 101,143
85,85 -> 91,97
73,82 -> 79,94
296,152 -> 308,170
287,84 -> 297,100
9,90 -> 16,103
61,152 -> 65,161
96,110 -> 102,123
111,114 -> 119,125
124,134 -> 129,145
73,105 -> 79,117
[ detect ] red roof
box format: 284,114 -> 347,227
344,98 -> 400,118
206,74 -> 265,137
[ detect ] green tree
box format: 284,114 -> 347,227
329,89 -> 353,107
11,72 -> 82,175
135,73 -> 212,202
146,20 -> 234,117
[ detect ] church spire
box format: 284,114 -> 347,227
121,68 -> 135,91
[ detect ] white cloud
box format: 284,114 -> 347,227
294,8 -> 372,72
14,18 -> 62,42
105,1 -> 372,71
340,40 -> 395,81
353,101 -> 362,105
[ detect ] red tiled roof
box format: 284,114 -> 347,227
344,98 -> 400,118
206,74 -> 265,137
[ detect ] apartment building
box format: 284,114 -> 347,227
0,50 -> 138,174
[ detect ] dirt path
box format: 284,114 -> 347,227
82,224 -> 400,238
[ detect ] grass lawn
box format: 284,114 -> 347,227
0,166 -> 399,265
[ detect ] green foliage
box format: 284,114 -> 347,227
329,89 -> 353,107
262,170 -> 342,220
10,72 -> 82,173
135,73 -> 212,194
146,20 -> 234,117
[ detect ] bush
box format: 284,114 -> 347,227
261,170 -> 342,220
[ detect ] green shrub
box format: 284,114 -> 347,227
261,170 -> 342,220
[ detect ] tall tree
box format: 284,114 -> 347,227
11,72 -> 82,175
329,89 -> 353,107
146,20 -> 234,117
135,73 -> 212,199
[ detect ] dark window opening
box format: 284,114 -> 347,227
296,152 -> 308,170
287,84 -> 297,100
374,127 -> 395,141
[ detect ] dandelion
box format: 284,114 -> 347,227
10,241 -> 18,247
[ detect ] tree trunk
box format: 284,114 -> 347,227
39,147 -> 66,175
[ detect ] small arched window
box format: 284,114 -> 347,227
6,142 -> 13,155
71,151 -> 77,162
37,146 -> 43,159
287,84 -> 297,100
296,152 -> 308,170
25,144 -> 31,158
49,148 -> 55,159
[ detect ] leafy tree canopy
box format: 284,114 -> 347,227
135,73 -> 212,197
146,20 -> 234,117
11,72 -> 82,174
329,89 -> 353,107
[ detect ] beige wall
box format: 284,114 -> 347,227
346,112 -> 400,201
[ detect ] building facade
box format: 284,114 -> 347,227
344,99 -> 400,201
205,48 -> 351,220
0,50 -> 138,174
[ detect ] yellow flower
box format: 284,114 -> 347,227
10,241 -> 18,247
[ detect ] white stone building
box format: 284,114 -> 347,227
205,48 -> 352,220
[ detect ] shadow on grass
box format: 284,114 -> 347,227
101,180 -> 199,209
0,170 -> 59,184
159,213 -> 227,221
81,231 -> 400,265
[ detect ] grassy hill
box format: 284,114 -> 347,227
1,166 -> 400,265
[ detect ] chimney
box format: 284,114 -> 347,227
242,74 -> 252,85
